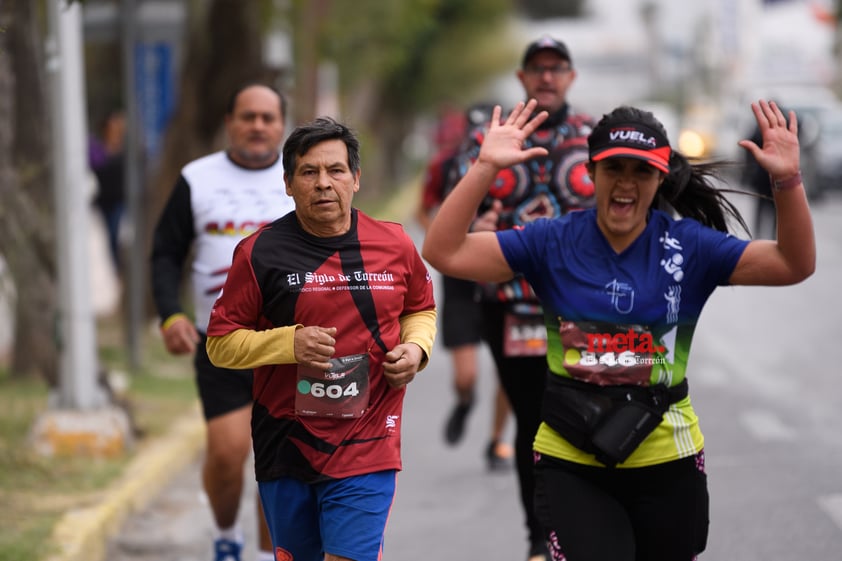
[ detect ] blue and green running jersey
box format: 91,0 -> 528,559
496,208 -> 749,467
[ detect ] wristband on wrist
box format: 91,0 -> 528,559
770,170 -> 802,192
161,313 -> 188,332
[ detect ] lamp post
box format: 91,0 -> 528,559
31,0 -> 131,458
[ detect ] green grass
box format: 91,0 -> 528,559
0,313 -> 198,561
0,513 -> 59,561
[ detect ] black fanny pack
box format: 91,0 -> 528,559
541,373 -> 689,467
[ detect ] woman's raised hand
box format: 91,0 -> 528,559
738,99 -> 800,181
476,99 -> 550,169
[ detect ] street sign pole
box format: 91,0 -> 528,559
121,0 -> 144,370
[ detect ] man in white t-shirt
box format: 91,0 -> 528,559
151,82 -> 295,561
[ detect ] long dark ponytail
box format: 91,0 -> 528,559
593,106 -> 750,235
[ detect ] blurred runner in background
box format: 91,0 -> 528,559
415,103 -> 514,471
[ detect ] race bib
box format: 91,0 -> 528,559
503,304 -> 547,357
295,353 -> 370,418
558,319 -> 665,385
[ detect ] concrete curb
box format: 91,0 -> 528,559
45,402 -> 206,561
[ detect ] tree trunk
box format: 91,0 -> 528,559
147,0 -> 269,224
0,0 -> 59,384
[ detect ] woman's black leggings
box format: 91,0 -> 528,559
534,452 -> 709,561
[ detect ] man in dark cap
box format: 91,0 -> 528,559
518,35 -> 576,117
435,36 -> 596,561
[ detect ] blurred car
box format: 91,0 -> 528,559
677,102 -> 721,159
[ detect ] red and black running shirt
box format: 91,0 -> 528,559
207,208 -> 435,483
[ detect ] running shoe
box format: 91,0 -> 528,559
443,400 -> 473,445
528,539 -> 549,561
485,439 -> 514,472
214,538 -> 243,561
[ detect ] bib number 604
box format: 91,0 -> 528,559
305,381 -> 361,399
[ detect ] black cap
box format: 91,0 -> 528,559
588,122 -> 672,173
522,36 -> 572,68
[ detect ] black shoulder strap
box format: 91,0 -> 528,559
339,240 -> 389,355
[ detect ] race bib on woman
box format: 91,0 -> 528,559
558,319 -> 666,386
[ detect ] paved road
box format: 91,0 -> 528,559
106,191 -> 842,561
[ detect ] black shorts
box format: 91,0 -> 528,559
440,275 -> 482,349
534,452 -> 709,561
194,332 -> 254,420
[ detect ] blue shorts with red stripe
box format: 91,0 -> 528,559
259,470 -> 397,561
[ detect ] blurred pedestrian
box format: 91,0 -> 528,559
423,98 -> 814,561
741,105 -> 817,238
89,108 -> 127,272
151,82 -> 293,561
741,121 -> 776,239
415,103 -> 513,471
206,116 -> 437,561
438,36 -> 597,561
